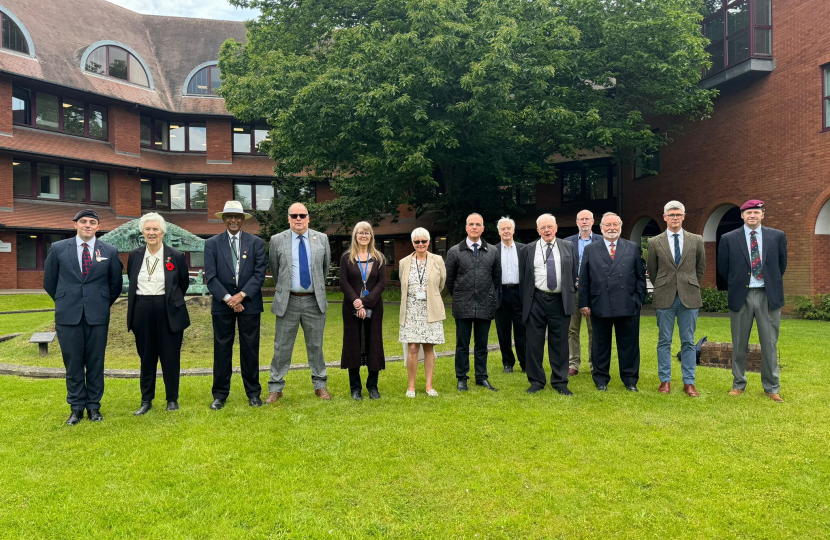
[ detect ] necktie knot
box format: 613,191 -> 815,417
82,242 -> 88,248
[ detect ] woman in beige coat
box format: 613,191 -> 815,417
399,228 -> 446,397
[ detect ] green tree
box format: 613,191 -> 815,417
220,0 -> 715,242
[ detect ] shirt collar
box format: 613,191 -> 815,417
144,247 -> 161,260
541,238 -> 557,248
76,235 -> 95,248
578,233 -> 593,242
466,237 -> 481,249
668,228 -> 684,237
603,237 -> 617,247
227,230 -> 240,241
744,225 -> 761,235
501,241 -> 514,250
293,230 -> 309,241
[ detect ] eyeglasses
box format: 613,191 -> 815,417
413,240 -> 428,245
666,214 -> 684,219
538,226 -> 556,232
356,232 -> 371,237
289,213 -> 308,219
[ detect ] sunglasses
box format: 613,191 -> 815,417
289,213 -> 308,219
413,240 -> 428,245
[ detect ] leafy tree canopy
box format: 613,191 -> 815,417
220,0 -> 715,241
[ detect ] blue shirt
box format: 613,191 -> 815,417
291,230 -> 314,292
744,225 -> 764,288
577,235 -> 593,271
75,235 -> 96,273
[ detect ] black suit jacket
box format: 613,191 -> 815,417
204,230 -> 267,314
519,239 -> 578,323
717,226 -> 787,311
578,238 -> 646,318
495,241 -> 525,307
126,245 -> 191,333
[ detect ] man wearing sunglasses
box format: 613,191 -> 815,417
646,201 -> 705,397
266,202 -> 332,402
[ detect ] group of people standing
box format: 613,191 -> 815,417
43,197 -> 787,426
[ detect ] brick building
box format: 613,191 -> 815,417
0,0 -> 827,296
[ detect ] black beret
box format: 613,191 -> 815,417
72,209 -> 101,222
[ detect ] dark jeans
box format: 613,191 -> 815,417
212,312 -> 262,400
56,313 -> 108,412
349,368 -> 379,392
495,285 -> 526,369
591,314 -> 641,388
455,318 -> 492,382
133,295 -> 183,402
524,290 -> 570,390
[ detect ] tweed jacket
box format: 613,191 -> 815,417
269,228 -> 330,317
398,252 -> 447,325
445,239 -> 501,320
646,229 -> 706,309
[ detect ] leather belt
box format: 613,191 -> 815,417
290,292 -> 314,297
535,288 -> 561,295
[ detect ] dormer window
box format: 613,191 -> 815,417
185,64 -> 221,96
84,44 -> 150,88
1,11 -> 32,55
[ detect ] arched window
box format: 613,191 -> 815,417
186,64 -> 221,95
1,11 -> 31,55
84,45 -> 149,88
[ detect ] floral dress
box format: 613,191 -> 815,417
398,257 -> 444,345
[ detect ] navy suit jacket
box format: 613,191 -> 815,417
565,232 -> 603,284
495,241 -> 525,307
717,226 -> 787,311
126,245 -> 191,333
578,238 -> 647,318
204,230 -> 267,314
43,237 -> 123,326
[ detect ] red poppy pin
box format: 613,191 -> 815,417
165,256 -> 174,271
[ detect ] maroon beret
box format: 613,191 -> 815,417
740,200 -> 765,212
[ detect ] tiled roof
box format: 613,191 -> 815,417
0,0 -> 246,115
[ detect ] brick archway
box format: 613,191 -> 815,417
810,191 -> 830,294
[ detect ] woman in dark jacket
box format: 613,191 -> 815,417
340,221 -> 387,400
127,212 -> 190,415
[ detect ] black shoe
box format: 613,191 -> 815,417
351,390 -> 363,401
87,409 -> 103,422
457,379 -> 468,392
248,396 -> 262,407
596,384 -> 608,392
66,410 -> 84,426
368,388 -> 381,400
626,385 -> 639,392
503,365 -> 514,373
134,401 -> 152,416
555,387 -> 574,396
166,401 -> 179,411
476,380 -> 499,392
210,398 -> 225,410
526,385 -> 544,394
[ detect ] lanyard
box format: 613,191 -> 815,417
415,257 -> 427,285
541,240 -> 556,264
357,256 -> 370,297
145,256 -> 159,282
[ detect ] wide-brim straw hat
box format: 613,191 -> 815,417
215,200 -> 252,219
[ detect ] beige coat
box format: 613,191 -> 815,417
398,252 -> 447,325
647,230 -> 706,309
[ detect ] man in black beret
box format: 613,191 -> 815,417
44,209 -> 123,425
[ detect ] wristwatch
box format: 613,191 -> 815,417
239,291 -> 247,298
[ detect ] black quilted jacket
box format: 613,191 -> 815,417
445,239 -> 501,320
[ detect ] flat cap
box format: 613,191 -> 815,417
72,209 -> 101,222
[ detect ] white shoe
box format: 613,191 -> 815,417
406,390 -> 416,398
426,389 -> 439,397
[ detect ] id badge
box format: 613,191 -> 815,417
416,292 -> 427,300
362,290 -> 370,297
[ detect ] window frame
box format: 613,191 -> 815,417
702,0 -> 773,79
12,159 -> 110,204
233,180 -> 276,211
12,87 -> 108,140
141,178 -> 207,211
140,116 -> 207,153
560,159 -> 616,203
185,65 -> 222,96
1,12 -> 31,56
232,124 -> 271,154
823,64 -> 830,133
84,44 -> 150,88
17,232 -> 73,271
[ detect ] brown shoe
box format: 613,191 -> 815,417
728,388 -> 744,396
683,384 -> 699,397
265,391 -> 283,404
766,392 -> 784,403
658,382 -> 671,394
568,368 -> 578,377
315,388 -> 332,400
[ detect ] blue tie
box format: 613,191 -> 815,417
298,235 -> 311,289
673,233 -> 681,266
473,243 -> 479,258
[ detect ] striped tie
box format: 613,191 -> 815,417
750,231 -> 763,280
81,243 -> 91,279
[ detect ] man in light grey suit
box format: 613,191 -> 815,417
266,202 -> 332,402
647,201 -> 705,397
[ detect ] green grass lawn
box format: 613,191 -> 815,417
1,297 -> 829,539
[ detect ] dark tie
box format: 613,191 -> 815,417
673,233 -> 681,266
750,231 -> 763,280
81,243 -> 91,279
298,235 -> 312,289
230,236 -> 239,281
473,243 -> 479,258
609,242 -> 616,260
546,243 -> 557,291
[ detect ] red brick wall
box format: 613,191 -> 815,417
814,235 -> 830,294
206,118 -> 232,162
0,154 -> 12,209
207,177 -> 233,217
0,231 -> 17,289
0,78 -> 12,135
17,271 -> 44,289
316,183 -> 338,203
620,0 -> 830,296
110,170 -> 141,218
110,106 -> 140,155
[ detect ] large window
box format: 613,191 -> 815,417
232,125 -> 270,154
140,116 -> 206,152
561,160 -> 616,203
85,45 -> 150,87
13,87 -> 108,140
824,65 -> 830,131
186,65 -> 221,95
233,181 -> 274,211
17,233 -> 70,270
141,178 -> 206,210
702,0 -> 772,78
1,12 -> 29,55
13,160 -> 109,203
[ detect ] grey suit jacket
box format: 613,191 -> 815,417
647,230 -> 706,309
269,228 -> 330,317
519,239 -> 578,323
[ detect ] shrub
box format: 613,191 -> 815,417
793,294 -> 830,321
700,288 -> 729,313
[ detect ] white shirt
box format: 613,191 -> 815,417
500,241 -> 519,284
136,248 -> 165,296
534,239 -> 562,293
603,238 -> 618,257
744,225 -> 765,288
667,228 -> 684,262
223,231 -> 242,301
75,235 -> 96,273
466,237 -> 481,253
